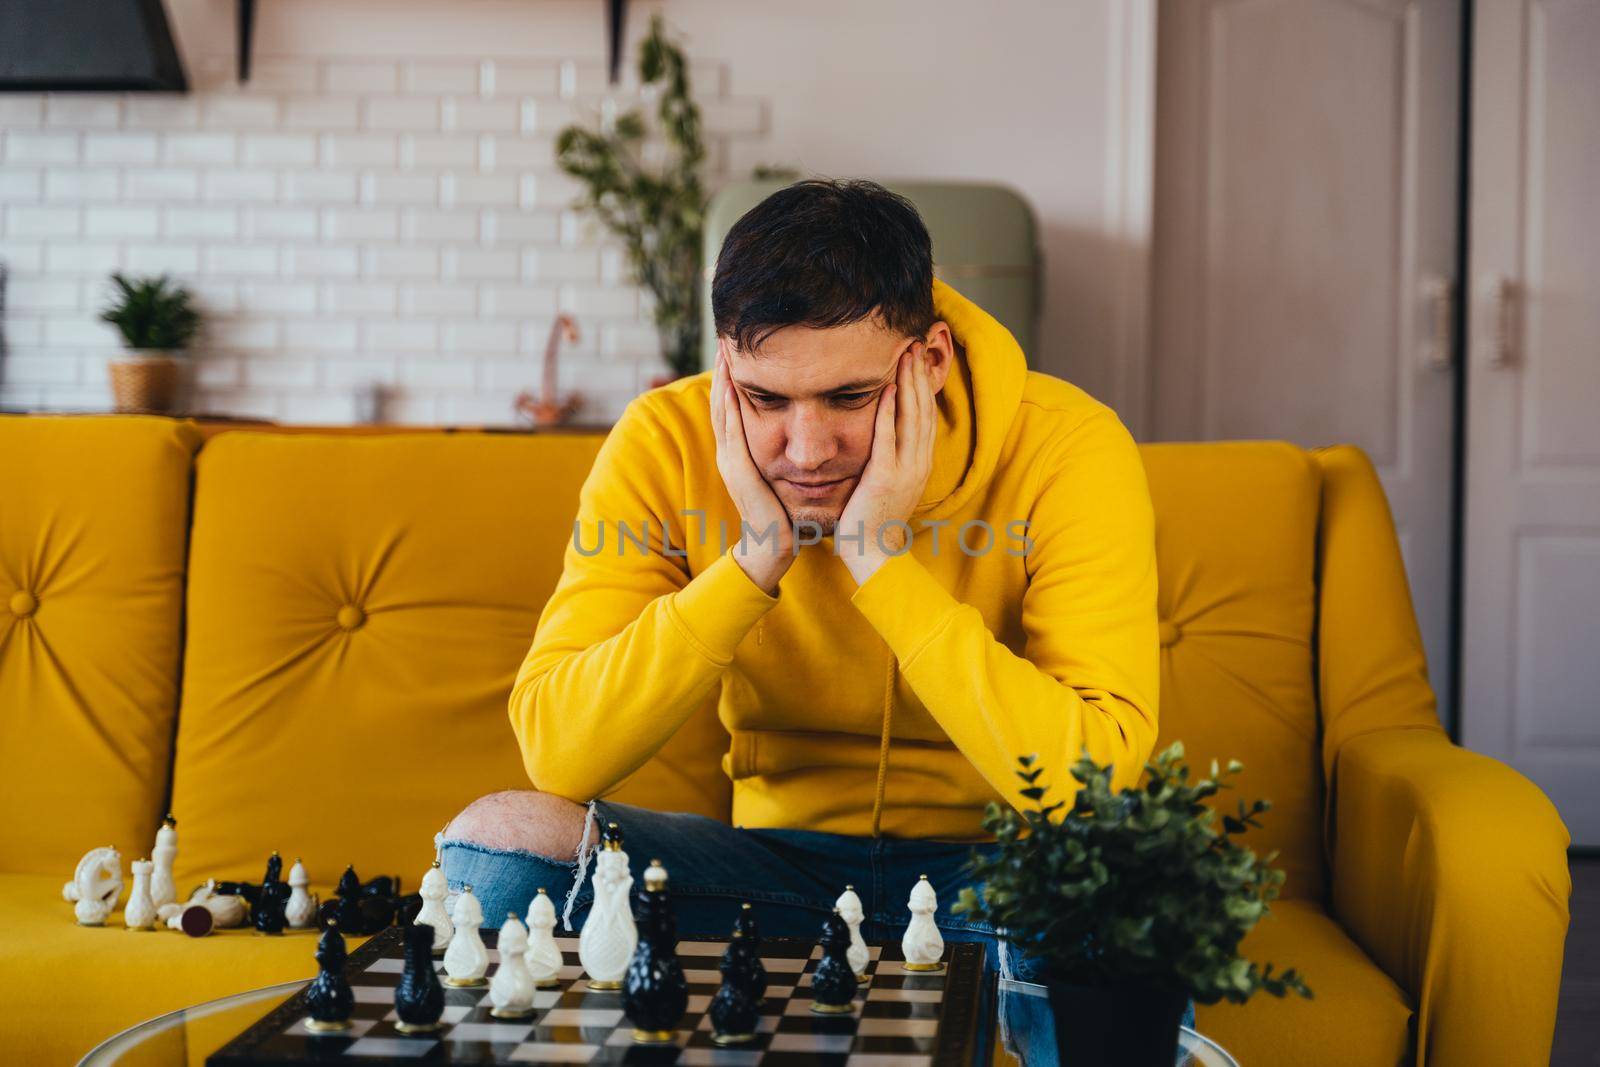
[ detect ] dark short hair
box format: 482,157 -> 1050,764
712,178 -> 936,356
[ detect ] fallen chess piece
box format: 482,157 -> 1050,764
709,929 -> 762,1045
622,860 -> 688,1043
395,919 -> 445,1034
443,884 -> 489,987
150,815 -> 178,910
524,888 -> 563,989
811,909 -> 859,1014
488,912 -> 536,1019
284,858 -> 318,929
578,822 -> 636,990
317,864 -> 412,935
901,874 -> 946,971
304,921 -> 355,1032
415,860 -> 453,951
160,903 -> 215,937
836,885 -> 870,984
65,846 -> 123,927
186,880 -> 247,929
124,859 -> 158,931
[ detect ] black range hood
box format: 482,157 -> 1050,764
0,0 -> 187,92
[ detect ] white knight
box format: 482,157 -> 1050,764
577,822 -> 636,990
901,874 -> 945,971
443,885 -> 490,987
525,888 -> 564,989
65,846 -> 123,926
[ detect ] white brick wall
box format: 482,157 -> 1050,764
0,52 -> 767,424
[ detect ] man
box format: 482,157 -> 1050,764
440,179 -> 1181,1035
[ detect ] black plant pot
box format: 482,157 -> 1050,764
1043,978 -> 1188,1066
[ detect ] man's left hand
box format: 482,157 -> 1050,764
837,343 -> 937,585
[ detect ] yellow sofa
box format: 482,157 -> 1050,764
0,413 -> 1570,1066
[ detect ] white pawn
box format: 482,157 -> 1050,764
577,823 -> 636,990
150,814 -> 178,909
124,859 -> 158,931
901,874 -> 945,971
415,860 -> 453,951
66,846 -> 123,926
525,888 -> 563,989
489,912 -> 537,1018
443,884 -> 490,987
285,858 -> 319,929
835,885 -> 870,984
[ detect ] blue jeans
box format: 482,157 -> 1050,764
440,798 -> 1197,1065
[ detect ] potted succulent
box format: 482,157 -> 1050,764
953,744 -> 1313,1066
555,13 -> 796,389
98,272 -> 201,414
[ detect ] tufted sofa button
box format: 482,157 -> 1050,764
9,590 -> 38,618
1158,619 -> 1180,647
336,604 -> 365,631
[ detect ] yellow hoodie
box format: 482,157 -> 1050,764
510,277 -> 1160,841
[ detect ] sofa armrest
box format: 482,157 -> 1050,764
1330,727 -> 1571,1067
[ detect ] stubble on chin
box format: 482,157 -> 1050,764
784,506 -> 838,539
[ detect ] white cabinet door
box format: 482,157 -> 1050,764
1463,0 -> 1600,845
1151,0 -> 1463,716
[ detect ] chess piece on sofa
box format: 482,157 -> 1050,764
149,815 -> 178,909
124,859 -> 157,931
285,858 -> 318,929
65,846 -> 123,927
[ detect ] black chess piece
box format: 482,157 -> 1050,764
621,860 -> 689,1044
252,851 -> 290,934
394,919 -> 445,1034
708,929 -> 762,1045
304,921 -> 355,1032
732,903 -> 767,1004
395,891 -> 424,927
329,864 -> 367,933
810,909 -> 858,1014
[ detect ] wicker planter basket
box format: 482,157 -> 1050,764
108,351 -> 184,414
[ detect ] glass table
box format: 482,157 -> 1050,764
81,977 -> 1239,1066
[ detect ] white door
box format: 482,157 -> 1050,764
1150,0 -> 1463,716
1462,0 -> 1600,845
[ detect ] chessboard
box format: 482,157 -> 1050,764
206,926 -> 987,1067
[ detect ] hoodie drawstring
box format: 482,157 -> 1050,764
869,655 -> 896,838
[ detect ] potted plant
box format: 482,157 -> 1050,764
98,272 -> 201,414
555,13 -> 796,389
953,744 -> 1313,1066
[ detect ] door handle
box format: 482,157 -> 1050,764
1481,275 -> 1518,368
1420,277 -> 1454,371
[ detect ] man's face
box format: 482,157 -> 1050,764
722,316 -> 937,536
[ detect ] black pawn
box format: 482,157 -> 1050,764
253,851 -> 289,934
732,903 -> 767,1004
394,918 -> 445,1033
810,910 -> 857,1014
331,864 -> 366,933
304,922 -> 355,1032
709,929 -> 762,1045
622,860 -> 689,1043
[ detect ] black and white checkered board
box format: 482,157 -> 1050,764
206,926 -> 986,1067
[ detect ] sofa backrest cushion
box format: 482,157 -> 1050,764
169,430 -> 733,886
1140,441 -> 1326,902
0,414 -> 200,875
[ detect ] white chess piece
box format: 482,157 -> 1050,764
66,846 -> 123,926
150,814 -> 178,909
284,858 -> 319,928
524,888 -> 563,989
489,912 -> 537,1018
577,822 -> 636,990
901,874 -> 945,971
443,884 -> 490,987
188,880 -> 247,928
835,885 -> 870,984
124,859 -> 157,931
415,860 -> 454,951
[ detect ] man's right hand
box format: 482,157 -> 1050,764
711,340 -> 794,596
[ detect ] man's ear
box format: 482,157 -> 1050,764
921,321 -> 957,395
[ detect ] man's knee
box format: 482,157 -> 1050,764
443,789 -> 600,859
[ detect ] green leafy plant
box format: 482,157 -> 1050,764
97,272 -> 201,353
554,13 -> 796,381
952,744 -> 1313,1006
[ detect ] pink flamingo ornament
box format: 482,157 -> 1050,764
515,314 -> 584,426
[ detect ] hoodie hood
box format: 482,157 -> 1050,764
915,276 -> 1029,522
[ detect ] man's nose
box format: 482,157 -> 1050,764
784,408 -> 840,471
